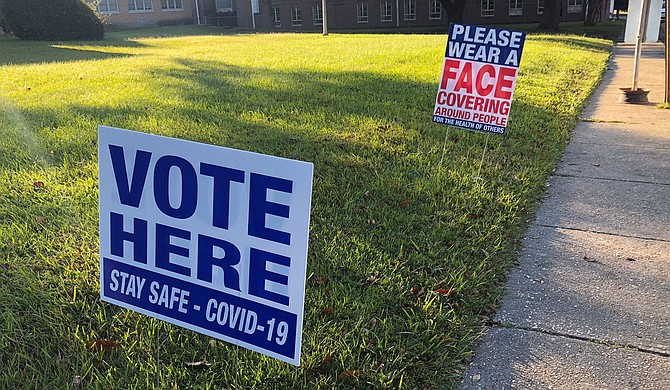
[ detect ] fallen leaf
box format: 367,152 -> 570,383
626,257 -> 636,262
209,339 -> 217,348
321,353 -> 332,365
338,370 -> 364,380
363,190 -> 372,199
399,200 -> 411,208
365,274 -> 377,284
583,255 -> 597,262
467,213 -> 482,220
185,360 -> 211,368
367,219 -> 377,225
384,199 -> 394,206
369,317 -> 377,328
304,367 -> 322,381
449,135 -> 459,143
314,276 -> 329,285
319,306 -> 333,317
86,339 -> 120,352
36,216 -> 46,224
472,373 -> 481,382
480,315 -> 494,325
33,181 -> 45,189
71,375 -> 82,389
409,286 -> 424,297
1,263 -> 10,271
435,288 -> 455,296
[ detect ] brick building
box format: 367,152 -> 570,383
94,0 -> 585,29
207,0 -> 585,30
93,0 -> 200,27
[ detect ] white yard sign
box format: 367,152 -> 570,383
98,126 -> 313,366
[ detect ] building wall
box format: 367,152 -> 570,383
227,0 -> 585,31
95,0 -> 198,27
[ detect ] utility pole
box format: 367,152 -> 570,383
665,16 -> 669,103
322,0 -> 328,35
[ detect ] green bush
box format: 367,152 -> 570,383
0,0 -> 103,41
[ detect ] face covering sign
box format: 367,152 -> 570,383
433,23 -> 526,134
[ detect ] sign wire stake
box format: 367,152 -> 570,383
156,321 -> 161,389
439,126 -> 451,167
475,133 -> 490,180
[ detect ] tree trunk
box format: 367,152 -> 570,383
438,0 -> 467,24
584,0 -> 603,26
538,0 -> 561,31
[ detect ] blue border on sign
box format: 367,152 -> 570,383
102,257 -> 298,359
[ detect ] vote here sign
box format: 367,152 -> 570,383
433,23 -> 526,134
98,126 -> 314,366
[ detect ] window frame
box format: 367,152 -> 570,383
404,0 -> 416,20
357,2 -> 369,23
429,0 -> 441,19
128,0 -> 153,12
312,4 -> 323,25
291,6 -> 303,26
380,0 -> 393,22
481,0 -> 494,17
161,0 -> 183,11
273,7 -> 281,27
508,0 -> 522,15
215,0 -> 234,12
97,0 -> 120,13
567,0 -> 582,13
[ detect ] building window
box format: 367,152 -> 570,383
161,0 -> 183,10
429,0 -> 441,19
509,0 -> 522,15
404,0 -> 416,20
292,6 -> 302,26
357,2 -> 369,22
97,0 -> 120,13
128,0 -> 153,11
537,0 -> 544,14
273,7 -> 281,27
567,0 -> 582,13
481,0 -> 494,17
215,0 -> 233,12
380,1 -> 392,22
312,4 -> 323,25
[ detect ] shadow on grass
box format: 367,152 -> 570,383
0,36 -> 143,66
1,52 -> 597,388
529,35 -> 614,52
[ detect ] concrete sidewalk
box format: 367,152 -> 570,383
461,43 -> 670,389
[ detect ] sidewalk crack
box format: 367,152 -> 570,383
555,173 -> 670,187
534,223 -> 670,243
492,323 -> 670,358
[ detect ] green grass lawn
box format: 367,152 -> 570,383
0,26 -> 612,389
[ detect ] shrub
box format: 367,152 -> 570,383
0,0 -> 104,41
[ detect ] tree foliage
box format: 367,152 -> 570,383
0,0 -> 104,40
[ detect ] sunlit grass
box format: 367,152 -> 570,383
0,27 -> 611,388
